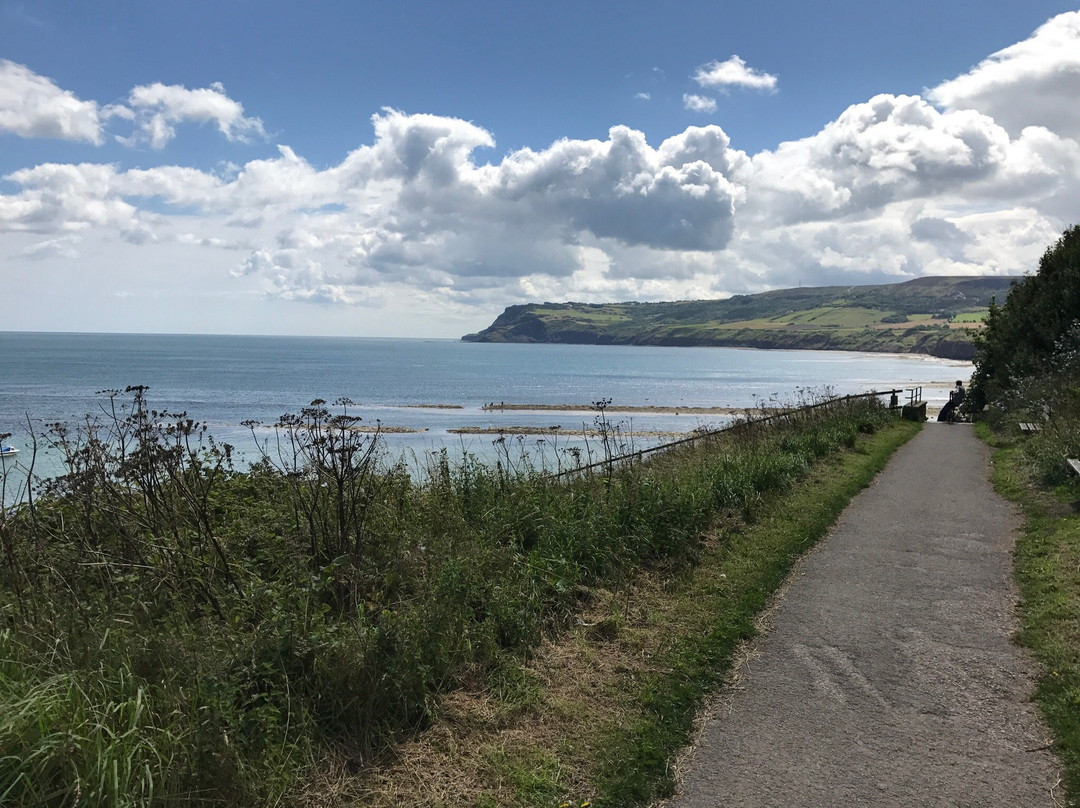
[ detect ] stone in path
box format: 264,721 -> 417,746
665,424 -> 1062,808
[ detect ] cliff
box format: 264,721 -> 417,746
462,276 -> 1017,360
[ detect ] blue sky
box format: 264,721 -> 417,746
2,1 -> 1080,337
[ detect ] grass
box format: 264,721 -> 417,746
475,301 -> 980,357
704,307 -> 912,331
969,338 -> 1080,806
951,309 -> 989,323
589,417 -> 920,805
774,306 -> 884,327
533,305 -> 985,335
535,307 -> 634,325
980,422 -> 1080,806
352,417 -> 920,807
0,391 -> 905,805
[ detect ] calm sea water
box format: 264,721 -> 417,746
1,332 -> 970,482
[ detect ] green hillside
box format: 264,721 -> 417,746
461,275 -> 1019,359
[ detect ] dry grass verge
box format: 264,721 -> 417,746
346,419 -> 920,808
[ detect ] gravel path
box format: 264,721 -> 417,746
664,423 -> 1063,807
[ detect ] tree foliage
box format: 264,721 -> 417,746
969,225 -> 1080,414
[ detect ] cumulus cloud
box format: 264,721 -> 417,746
746,94 -> 1010,222
489,123 -> 744,251
1,84 -> 1066,314
0,107 -> 748,302
2,162 -> 143,232
0,60 -> 109,143
928,11 -> 1080,139
0,63 -> 269,151
363,108 -> 495,186
5,12 -> 1080,333
910,216 -> 971,247
683,93 -> 717,113
693,55 -> 778,93
235,247 -> 354,303
223,116 -> 748,300
122,81 -> 267,149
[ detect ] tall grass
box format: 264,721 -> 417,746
974,323 -> 1080,805
0,388 -> 895,805
977,323 -> 1080,483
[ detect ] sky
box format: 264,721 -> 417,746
2,1 -> 1079,338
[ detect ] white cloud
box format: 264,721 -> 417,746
635,92 -> 651,101
2,162 -> 143,232
746,94 -> 1010,223
489,123 -> 744,251
0,108 -> 747,306
5,12 -> 1080,335
20,233 -> 81,259
0,64 -> 269,150
928,11 -> 1080,139
0,60 -> 108,143
234,247 -> 353,303
2,85 -> 1066,322
693,55 -> 778,93
683,94 -> 717,113
230,116 -> 749,300
122,81 -> 267,149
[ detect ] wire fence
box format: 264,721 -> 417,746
546,388 -> 908,480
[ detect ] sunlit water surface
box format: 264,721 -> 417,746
1,333 -> 970,493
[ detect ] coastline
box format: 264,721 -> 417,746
481,403 -> 753,415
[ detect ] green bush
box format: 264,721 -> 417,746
969,225 -> 1080,415
0,391 -> 894,803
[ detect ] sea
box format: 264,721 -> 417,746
0,332 -> 971,489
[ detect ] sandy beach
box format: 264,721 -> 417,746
482,403 -> 754,415
448,425 -> 698,438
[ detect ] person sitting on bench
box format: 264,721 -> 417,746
937,380 -> 966,422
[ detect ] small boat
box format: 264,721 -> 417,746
0,446 -> 18,460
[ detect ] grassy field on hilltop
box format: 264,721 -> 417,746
463,275 -> 1016,359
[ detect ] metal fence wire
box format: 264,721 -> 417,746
546,389 -> 907,481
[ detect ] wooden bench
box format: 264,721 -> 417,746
1019,422 -> 1042,433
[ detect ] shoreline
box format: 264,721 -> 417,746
481,403 -> 754,415
448,425 -> 703,437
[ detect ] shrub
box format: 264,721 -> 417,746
0,390 -> 893,803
